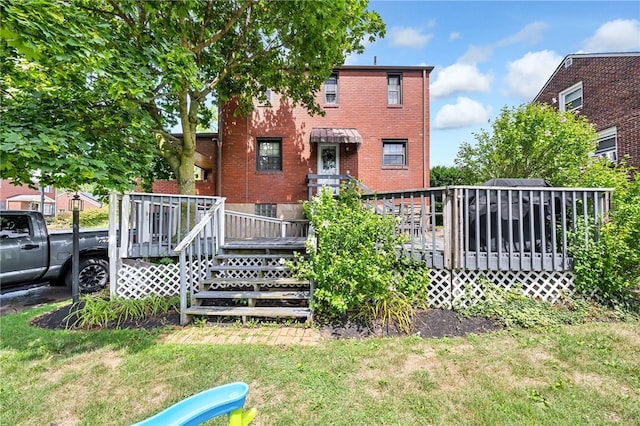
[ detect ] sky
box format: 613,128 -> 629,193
345,1 -> 640,167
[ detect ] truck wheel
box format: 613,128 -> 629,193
65,258 -> 109,293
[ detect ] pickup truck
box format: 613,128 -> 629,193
0,210 -> 109,292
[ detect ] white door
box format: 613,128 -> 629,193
317,144 -> 340,194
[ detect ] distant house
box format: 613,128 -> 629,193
56,192 -> 103,212
148,66 -> 434,219
0,179 -> 57,216
532,52 -> 640,169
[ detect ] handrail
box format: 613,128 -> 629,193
174,198 -> 225,253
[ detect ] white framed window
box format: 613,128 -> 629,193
387,73 -> 402,105
324,73 -> 338,104
382,139 -> 407,166
559,82 -> 583,111
595,127 -> 618,162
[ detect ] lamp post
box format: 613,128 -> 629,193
69,193 -> 84,303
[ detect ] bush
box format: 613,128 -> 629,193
572,174 -> 640,304
290,186 -> 430,331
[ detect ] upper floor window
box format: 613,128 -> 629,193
324,73 -> 338,104
257,138 -> 282,171
387,73 -> 402,105
382,139 -> 407,166
559,82 -> 583,111
257,88 -> 272,106
595,127 -> 617,162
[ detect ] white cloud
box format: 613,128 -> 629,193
430,63 -> 493,98
449,32 -> 461,42
504,50 -> 563,100
388,26 -> 432,48
434,97 -> 492,129
459,21 -> 548,64
582,19 -> 640,52
498,21 -> 548,46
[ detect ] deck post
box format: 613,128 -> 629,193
108,193 -> 119,298
443,188 -> 453,270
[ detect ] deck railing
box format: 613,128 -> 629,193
362,186 -> 612,272
225,211 -> 309,239
110,193 -> 225,258
173,198 -> 226,324
306,173 -> 372,199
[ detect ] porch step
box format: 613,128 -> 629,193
194,290 -> 310,300
184,306 -> 311,318
199,278 -> 308,287
209,265 -> 290,273
182,243 -> 313,325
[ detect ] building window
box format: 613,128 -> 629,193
595,127 -> 618,162
387,73 -> 402,105
324,73 -> 338,104
258,89 -> 272,106
257,138 -> 282,171
255,203 -> 277,218
559,82 -> 583,111
382,139 -> 407,166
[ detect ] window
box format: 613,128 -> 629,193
382,139 -> 407,166
0,215 -> 32,238
258,89 -> 272,106
595,127 -> 618,162
257,138 -> 282,171
559,82 -> 583,111
324,73 -> 338,104
255,203 -> 277,218
387,73 -> 402,105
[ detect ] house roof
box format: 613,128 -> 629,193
532,52 -> 640,102
6,195 -> 55,203
310,128 -> 363,144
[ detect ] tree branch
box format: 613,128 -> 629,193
191,0 -> 256,54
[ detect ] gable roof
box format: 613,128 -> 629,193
532,52 -> 640,102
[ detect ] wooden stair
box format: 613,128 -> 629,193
183,243 -> 312,325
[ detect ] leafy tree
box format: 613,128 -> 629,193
2,0 -> 384,194
455,103 -> 599,186
430,165 -> 473,187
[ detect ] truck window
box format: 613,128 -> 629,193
0,215 -> 32,239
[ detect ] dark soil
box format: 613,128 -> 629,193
31,303 -> 504,339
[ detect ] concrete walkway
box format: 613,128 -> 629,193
162,325 -> 324,346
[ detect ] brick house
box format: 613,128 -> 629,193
218,65 -> 433,218
0,179 -> 57,215
532,52 -> 640,169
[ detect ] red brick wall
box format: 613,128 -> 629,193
150,180 -> 214,195
220,66 -> 432,205
534,55 -> 640,170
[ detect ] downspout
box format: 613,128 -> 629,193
217,104 -> 223,196
422,69 -> 428,188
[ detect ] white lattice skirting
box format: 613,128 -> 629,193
427,269 -> 576,309
115,260 -> 576,308
115,259 -> 212,299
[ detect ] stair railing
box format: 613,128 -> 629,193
174,197 -> 226,324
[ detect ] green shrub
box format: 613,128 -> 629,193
571,174 -> 640,304
461,280 -> 592,328
290,186 -> 430,331
65,294 -> 180,329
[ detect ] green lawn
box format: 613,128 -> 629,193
1,302 -> 639,426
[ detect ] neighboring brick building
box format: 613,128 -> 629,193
219,65 -> 433,218
532,52 -> 640,169
0,179 -> 57,215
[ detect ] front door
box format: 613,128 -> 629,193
317,144 -> 340,194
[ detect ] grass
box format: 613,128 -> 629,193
1,302 -> 639,426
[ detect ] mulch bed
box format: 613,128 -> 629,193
31,303 -> 504,339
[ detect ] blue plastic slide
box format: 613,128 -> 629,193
132,381 -> 256,426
